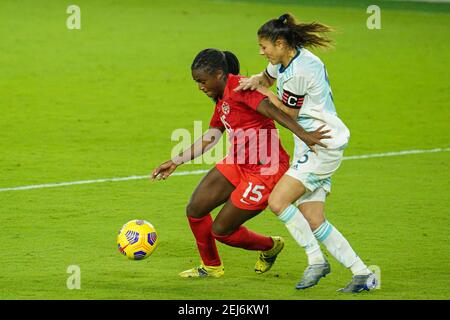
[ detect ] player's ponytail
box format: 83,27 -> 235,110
223,51 -> 240,75
258,13 -> 333,49
191,48 -> 240,76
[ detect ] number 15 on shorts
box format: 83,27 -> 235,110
242,182 -> 265,203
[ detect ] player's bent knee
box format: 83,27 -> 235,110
268,195 -> 289,216
211,221 -> 235,237
185,201 -> 207,219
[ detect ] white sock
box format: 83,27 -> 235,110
279,205 -> 325,265
314,220 -> 371,275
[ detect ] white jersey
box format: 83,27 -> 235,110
266,48 -> 350,150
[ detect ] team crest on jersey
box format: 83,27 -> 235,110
282,90 -> 305,109
222,102 -> 230,115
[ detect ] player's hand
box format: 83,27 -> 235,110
234,76 -> 260,92
150,160 -> 178,181
300,125 -> 332,154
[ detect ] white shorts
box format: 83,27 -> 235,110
295,187 -> 328,205
286,144 -> 344,202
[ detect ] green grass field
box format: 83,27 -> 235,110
0,0 -> 449,300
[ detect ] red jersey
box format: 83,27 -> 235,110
209,74 -> 290,175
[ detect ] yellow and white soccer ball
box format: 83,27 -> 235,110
117,219 -> 159,260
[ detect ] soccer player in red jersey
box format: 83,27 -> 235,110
151,49 -> 330,278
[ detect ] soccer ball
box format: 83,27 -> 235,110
117,219 -> 159,260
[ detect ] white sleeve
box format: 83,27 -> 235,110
265,63 -> 278,79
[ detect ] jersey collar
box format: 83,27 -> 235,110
279,48 -> 301,74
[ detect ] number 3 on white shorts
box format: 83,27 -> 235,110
242,182 -> 265,202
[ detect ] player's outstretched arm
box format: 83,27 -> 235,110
256,86 -> 297,120
151,127 -> 224,181
234,71 -> 274,92
256,99 -> 331,154
235,72 -> 297,119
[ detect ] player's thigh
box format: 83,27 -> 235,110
298,201 -> 325,231
212,199 -> 261,236
268,174 -> 307,215
187,167 -> 235,218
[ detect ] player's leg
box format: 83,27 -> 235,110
300,198 -> 371,275
298,195 -> 375,292
212,201 -> 272,263
211,200 -> 284,274
211,169 -> 286,274
187,166 -> 236,218
180,167 -> 235,278
298,200 -> 325,231
268,175 -> 327,267
268,144 -> 338,289
211,199 -> 265,246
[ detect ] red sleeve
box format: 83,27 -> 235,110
229,75 -> 267,111
209,106 -> 224,129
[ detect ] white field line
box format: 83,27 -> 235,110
0,147 -> 449,193
342,147 -> 450,160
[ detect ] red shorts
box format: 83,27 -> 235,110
216,162 -> 289,211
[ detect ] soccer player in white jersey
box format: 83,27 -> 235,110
236,13 -> 377,293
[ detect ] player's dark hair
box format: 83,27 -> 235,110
191,49 -> 240,76
258,13 -> 333,49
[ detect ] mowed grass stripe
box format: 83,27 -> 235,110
1,147 -> 449,192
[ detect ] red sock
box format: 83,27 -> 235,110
213,226 -> 274,251
188,214 -> 221,266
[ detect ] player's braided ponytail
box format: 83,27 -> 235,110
258,13 -> 333,49
222,51 -> 240,75
191,49 -> 240,76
